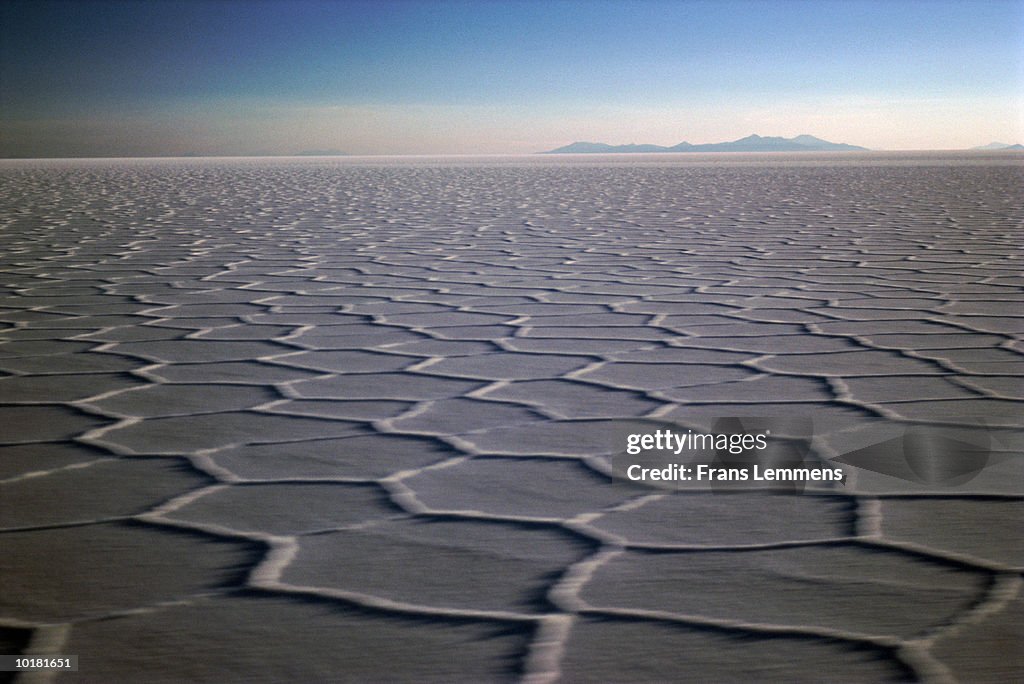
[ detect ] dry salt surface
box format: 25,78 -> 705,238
0,152 -> 1022,682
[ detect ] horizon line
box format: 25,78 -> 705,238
4,148 -> 1024,161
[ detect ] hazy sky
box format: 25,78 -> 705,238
2,0 -> 1022,156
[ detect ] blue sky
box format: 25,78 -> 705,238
2,0 -> 1022,156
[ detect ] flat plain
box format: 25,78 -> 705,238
0,152 -> 1022,682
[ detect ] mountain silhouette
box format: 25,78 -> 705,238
972,142 -> 1024,150
544,134 -> 868,154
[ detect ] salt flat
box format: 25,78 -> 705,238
0,153 -> 1021,682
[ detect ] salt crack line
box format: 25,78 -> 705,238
581,605 -> 903,649
854,496 -> 884,539
548,547 -> 625,613
141,483 -> 229,517
0,457 -> 118,485
896,641 -> 957,684
256,581 -> 541,624
621,537 -> 860,553
914,572 -> 1022,648
520,614 -> 575,684
15,623 -> 72,684
860,537 -> 1022,574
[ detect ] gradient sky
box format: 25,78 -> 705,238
2,0 -> 1022,156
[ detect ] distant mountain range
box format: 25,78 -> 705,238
543,134 -> 869,154
972,142 -> 1024,150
